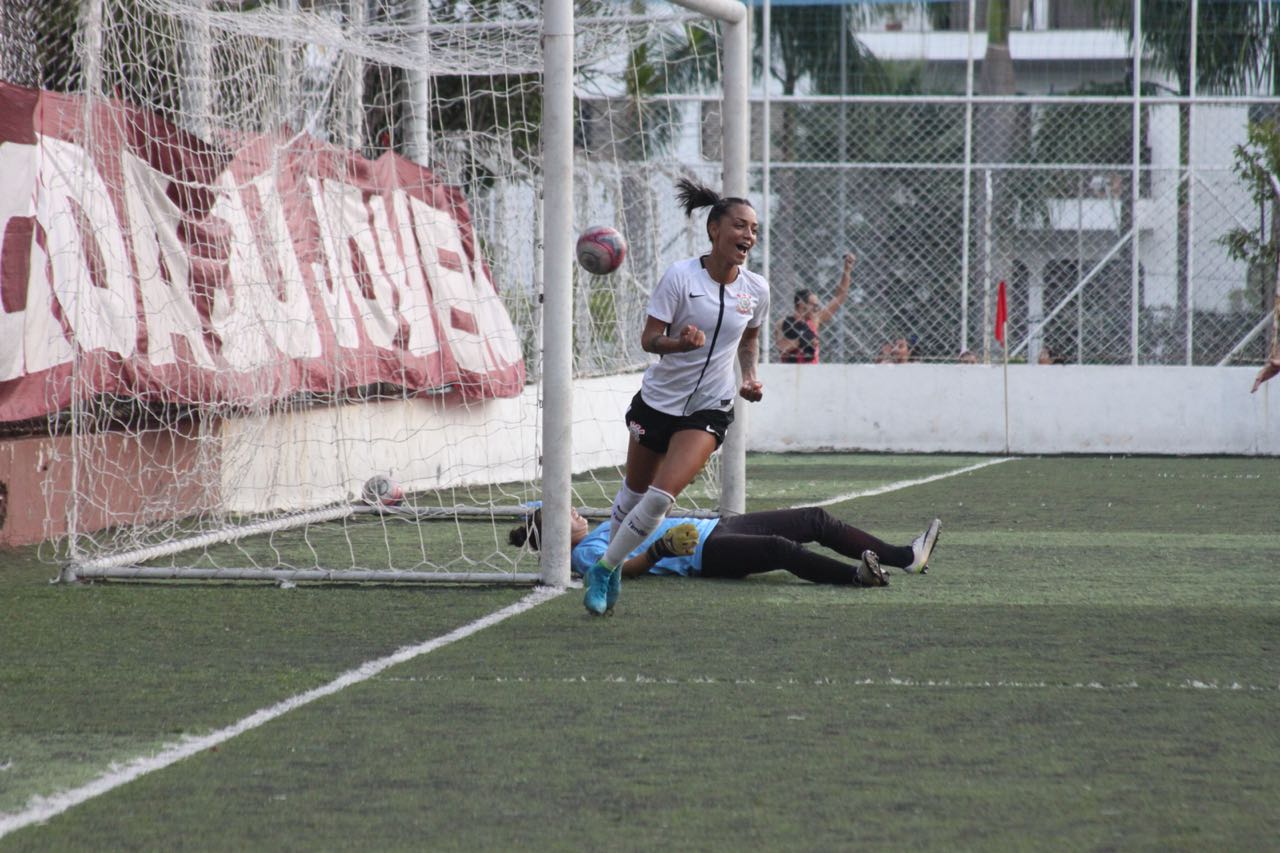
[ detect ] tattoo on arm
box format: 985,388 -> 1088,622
647,333 -> 664,353
740,335 -> 761,377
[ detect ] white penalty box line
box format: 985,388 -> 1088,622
0,586 -> 567,839
789,456 -> 1017,509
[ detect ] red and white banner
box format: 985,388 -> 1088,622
0,82 -> 525,423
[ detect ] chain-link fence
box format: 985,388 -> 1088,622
753,94 -> 1276,367
733,0 -> 1279,366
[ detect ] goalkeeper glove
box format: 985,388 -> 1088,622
646,523 -> 699,562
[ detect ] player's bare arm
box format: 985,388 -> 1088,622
738,325 -> 763,401
641,315 -> 705,354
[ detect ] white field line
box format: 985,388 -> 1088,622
0,586 -> 566,839
789,457 -> 1016,509
381,674 -> 1278,692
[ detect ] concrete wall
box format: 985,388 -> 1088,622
753,363 -> 1279,455
0,374 -> 640,547
0,424 -> 216,548
219,372 -> 640,513
4,364 -> 1273,548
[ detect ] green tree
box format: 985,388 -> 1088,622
1093,0 -> 1280,359
1219,117 -> 1280,390
1220,118 -> 1280,310
757,3 -> 886,98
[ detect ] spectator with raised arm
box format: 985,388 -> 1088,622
777,252 -> 856,364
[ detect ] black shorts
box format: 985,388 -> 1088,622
625,392 -> 734,453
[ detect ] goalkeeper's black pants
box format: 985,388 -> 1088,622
699,507 -> 913,585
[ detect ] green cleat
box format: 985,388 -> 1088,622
583,560 -> 612,616
605,566 -> 621,613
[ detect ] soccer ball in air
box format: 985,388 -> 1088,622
362,475 -> 404,507
575,225 -> 627,275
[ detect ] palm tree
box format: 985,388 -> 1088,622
973,0 -> 1025,358
758,3 -> 886,98
914,0 -> 1030,357
978,0 -> 1016,147
1093,0 -> 1280,361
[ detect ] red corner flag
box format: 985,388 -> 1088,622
994,280 -> 1008,346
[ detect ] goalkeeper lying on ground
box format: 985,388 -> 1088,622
509,506 -> 941,589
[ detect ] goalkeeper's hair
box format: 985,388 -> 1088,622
674,176 -> 753,240
508,509 -> 543,551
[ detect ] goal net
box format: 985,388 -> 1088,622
0,0 -> 746,583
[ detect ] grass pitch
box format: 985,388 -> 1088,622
1,454 -> 1277,850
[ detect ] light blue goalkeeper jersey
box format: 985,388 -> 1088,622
570,517 -> 722,577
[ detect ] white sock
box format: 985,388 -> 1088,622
603,486 -> 675,567
606,483 -> 645,543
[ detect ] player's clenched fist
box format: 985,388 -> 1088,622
739,378 -> 763,402
677,325 -> 706,352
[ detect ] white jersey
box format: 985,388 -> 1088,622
639,256 -> 769,416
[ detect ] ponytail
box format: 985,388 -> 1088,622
674,176 -> 753,238
675,176 -> 722,218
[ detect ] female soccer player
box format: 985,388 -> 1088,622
581,177 -> 769,616
511,507 -> 942,600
